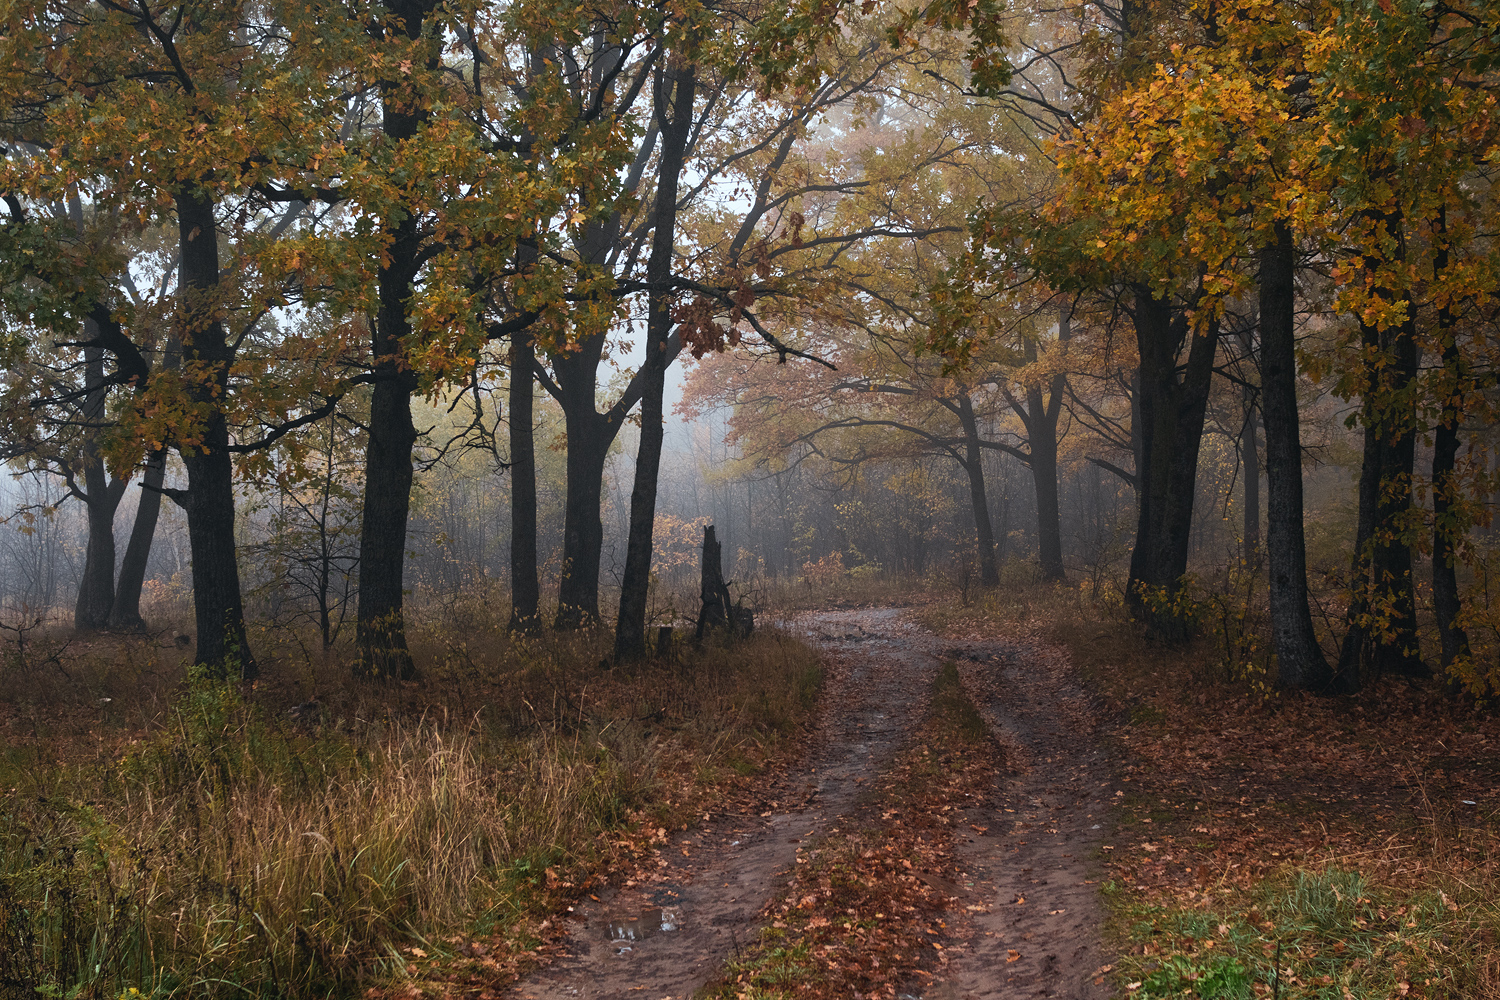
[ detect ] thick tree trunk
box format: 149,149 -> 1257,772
695,525 -> 734,638
1336,420 -> 1379,691
956,392 -> 1000,587
508,328 -> 541,632
1259,221 -> 1331,690
110,332 -> 177,632
1126,287 -> 1219,632
1339,207 -> 1426,683
72,343 -> 128,631
355,300 -> 418,678
355,8 -> 432,678
1022,310 -> 1069,582
1433,357 -> 1468,671
175,188 -> 255,679
1432,211 -> 1469,673
1242,393 -> 1261,562
554,411 -> 612,629
616,61 -> 696,660
109,448 -> 166,631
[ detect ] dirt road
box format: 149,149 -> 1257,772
506,607 -> 1114,1000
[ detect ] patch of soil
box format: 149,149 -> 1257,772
938,638 -> 1114,1000
508,608 -> 938,1000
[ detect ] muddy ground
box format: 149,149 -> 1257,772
506,607 -> 1116,1000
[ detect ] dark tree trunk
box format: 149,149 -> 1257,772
1242,393 -> 1261,562
175,188 -> 255,679
554,408 -> 613,629
72,341 -> 129,631
109,448 -> 166,631
547,119 -> 660,629
1126,287 -> 1220,632
616,61 -> 696,660
1019,309 -> 1069,582
508,327 -> 541,632
355,2 -> 434,678
1431,208 -> 1469,672
1259,221 -> 1331,690
695,525 -> 734,638
1336,420 -> 1379,691
110,332 -> 176,633
956,392 -> 1000,586
1339,207 -> 1426,684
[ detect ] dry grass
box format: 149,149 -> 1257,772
0,614 -> 823,1000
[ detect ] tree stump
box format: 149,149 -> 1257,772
696,525 -> 752,639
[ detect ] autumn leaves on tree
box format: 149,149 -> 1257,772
5,0 -> 1500,695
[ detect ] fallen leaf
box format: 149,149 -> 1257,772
1007,950 -> 1021,963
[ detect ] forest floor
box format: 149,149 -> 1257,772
500,590 -> 1500,1000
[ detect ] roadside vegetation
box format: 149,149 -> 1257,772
0,616 -> 822,999
921,577 -> 1500,1000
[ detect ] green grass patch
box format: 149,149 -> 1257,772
1108,868 -> 1498,999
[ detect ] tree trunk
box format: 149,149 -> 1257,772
1242,396 -> 1261,562
546,121 -> 660,629
1432,209 -> 1469,673
1126,287 -> 1219,632
109,448 -> 166,632
110,333 -> 178,632
355,234 -> 419,677
1021,308 -> 1069,582
1336,419 -> 1379,691
72,342 -> 128,631
175,188 -> 255,679
616,60 -> 696,660
555,410 -> 612,629
695,525 -> 734,638
1259,221 -> 1331,690
355,8 -> 432,678
1339,207 -> 1426,683
508,327 -> 541,632
956,391 -> 1000,586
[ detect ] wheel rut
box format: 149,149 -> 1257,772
504,608 -> 1113,1000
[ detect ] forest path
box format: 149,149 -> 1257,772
504,607 -> 1113,1000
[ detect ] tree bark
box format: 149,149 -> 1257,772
956,391 -> 1000,587
108,448 -> 166,631
175,187 -> 255,679
616,60 -> 695,660
1431,208 -> 1469,673
354,0 -> 434,679
695,525 -> 733,638
1126,287 -> 1220,633
1020,309 -> 1069,582
109,331 -> 177,633
548,116 -> 661,629
508,327 -> 541,632
1259,221 -> 1331,690
1338,207 -> 1426,683
72,340 -> 129,631
1239,330 -> 1261,566
554,408 -> 613,628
